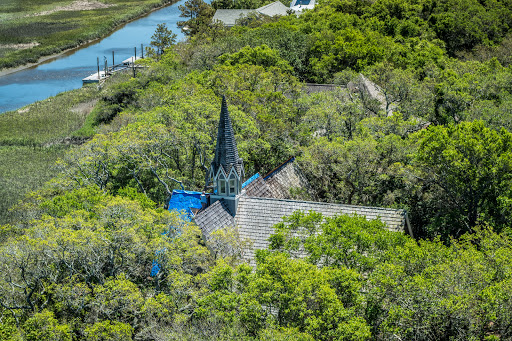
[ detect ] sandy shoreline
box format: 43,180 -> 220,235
0,1 -> 174,78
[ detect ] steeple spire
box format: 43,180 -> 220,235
212,95 -> 241,175
207,96 -> 244,197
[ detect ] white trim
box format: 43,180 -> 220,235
227,166 -> 240,181
215,167 -> 228,181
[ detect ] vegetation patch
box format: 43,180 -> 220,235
29,0 -> 113,17
1,0 -> 512,338
0,0 -> 176,70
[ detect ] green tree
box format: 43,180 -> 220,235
150,23 -> 177,59
84,320 -> 133,341
177,0 -> 215,35
411,120 -> 512,238
198,254 -> 370,340
22,310 -> 71,341
269,211 -> 409,272
218,44 -> 293,73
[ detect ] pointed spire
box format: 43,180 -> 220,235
212,95 -> 242,175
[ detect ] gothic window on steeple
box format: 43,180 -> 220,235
229,173 -> 236,195
219,173 -> 227,195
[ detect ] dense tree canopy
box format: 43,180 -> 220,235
2,0 -> 512,337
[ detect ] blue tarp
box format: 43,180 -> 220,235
150,260 -> 161,277
242,173 -> 260,189
152,190 -> 203,277
167,189 -> 203,221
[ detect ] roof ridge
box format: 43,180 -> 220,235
257,1 -> 283,10
263,156 -> 295,180
240,195 -> 405,212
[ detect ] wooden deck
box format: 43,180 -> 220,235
82,55 -> 144,85
82,71 -> 107,84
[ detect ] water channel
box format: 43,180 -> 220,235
0,0 -> 190,114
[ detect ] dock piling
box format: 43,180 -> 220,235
84,46 -> 145,85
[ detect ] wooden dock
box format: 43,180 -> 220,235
82,52 -> 144,85
122,56 -> 138,65
82,70 -> 107,84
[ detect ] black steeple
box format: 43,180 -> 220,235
207,96 -> 244,197
211,95 -> 243,177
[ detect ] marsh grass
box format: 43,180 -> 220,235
0,0 -> 175,69
0,86 -> 100,220
0,145 -> 70,223
0,70 -> 137,221
0,86 -> 99,145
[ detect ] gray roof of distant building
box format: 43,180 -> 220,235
213,1 -> 289,27
256,1 -> 289,16
212,9 -> 255,27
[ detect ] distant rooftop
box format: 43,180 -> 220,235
212,1 -> 290,27
212,9 -> 255,27
257,1 -> 290,16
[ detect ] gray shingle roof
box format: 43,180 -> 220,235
244,176 -> 273,198
196,195 -> 407,264
264,157 -> 312,199
212,9 -> 254,27
256,1 -> 289,16
347,74 -> 396,116
195,199 -> 234,237
234,196 -> 406,263
211,96 -> 243,176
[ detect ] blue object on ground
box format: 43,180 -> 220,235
150,260 -> 161,277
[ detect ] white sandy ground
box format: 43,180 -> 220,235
30,0 -> 113,17
0,43 -> 40,50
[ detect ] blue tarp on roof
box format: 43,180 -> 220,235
242,173 -> 260,189
153,190 -> 203,277
168,189 -> 202,221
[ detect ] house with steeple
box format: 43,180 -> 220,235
169,96 -> 412,263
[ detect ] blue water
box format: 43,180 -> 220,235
0,1 -> 189,114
